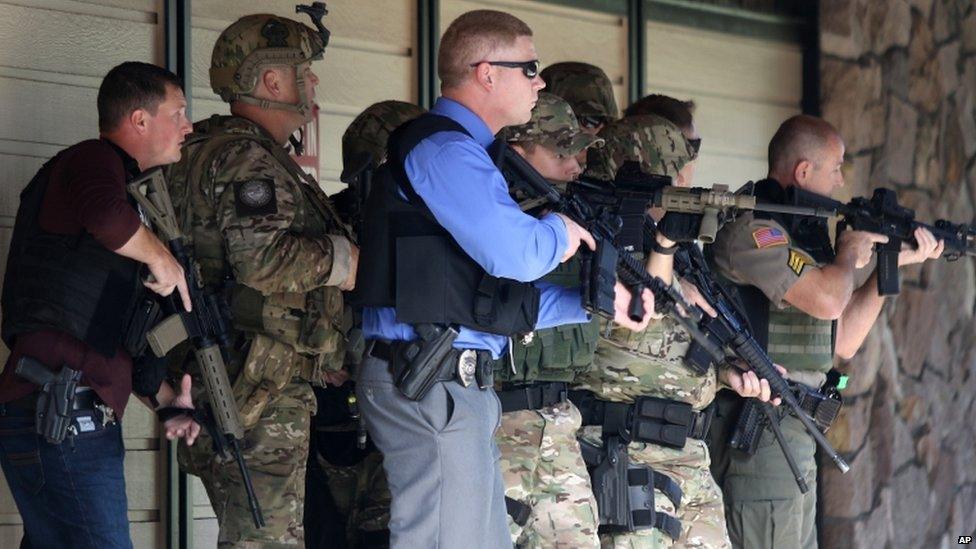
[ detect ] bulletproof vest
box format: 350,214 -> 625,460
165,115 -> 349,361
356,113 -> 540,336
735,178 -> 836,373
495,256 -> 600,383
1,145 -> 142,357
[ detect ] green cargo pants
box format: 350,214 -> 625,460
707,390 -> 817,549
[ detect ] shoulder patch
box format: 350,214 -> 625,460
234,179 -> 277,216
752,227 -> 788,249
788,249 -> 814,275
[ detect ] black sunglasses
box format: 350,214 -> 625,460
469,59 -> 540,79
687,137 -> 702,158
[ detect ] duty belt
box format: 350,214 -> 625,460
497,382 -> 568,413
571,390 -> 712,449
367,340 -> 494,390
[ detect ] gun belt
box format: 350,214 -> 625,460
367,339 -> 494,389
4,387 -> 99,413
571,390 -> 712,448
497,382 -> 568,413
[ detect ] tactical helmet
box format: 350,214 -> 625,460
585,114 -> 695,181
340,100 -> 426,182
210,13 -> 327,117
499,92 -> 603,157
540,62 -> 619,123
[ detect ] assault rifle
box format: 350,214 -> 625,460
567,164 -> 832,244
792,187 -> 976,295
492,142 -> 724,364
127,170 -> 265,529
664,233 -> 850,477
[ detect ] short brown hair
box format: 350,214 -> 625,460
98,61 -> 182,132
768,115 -> 841,174
625,94 -> 695,131
438,10 -> 533,90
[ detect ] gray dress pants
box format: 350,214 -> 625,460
356,354 -> 511,548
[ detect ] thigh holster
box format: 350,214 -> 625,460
580,435 -> 683,540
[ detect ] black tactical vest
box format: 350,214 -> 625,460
356,114 -> 540,336
1,143 -> 142,357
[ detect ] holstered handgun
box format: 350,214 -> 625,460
581,435 -> 683,539
15,356 -> 82,444
392,324 -> 460,401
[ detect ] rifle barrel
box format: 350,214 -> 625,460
754,202 -> 836,218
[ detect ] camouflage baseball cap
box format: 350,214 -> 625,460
540,62 -> 619,122
341,100 -> 426,182
210,14 -> 326,116
584,114 -> 695,181
498,93 -> 604,156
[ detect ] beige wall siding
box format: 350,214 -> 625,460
645,21 -> 802,189
0,0 -> 166,545
441,0 -> 629,114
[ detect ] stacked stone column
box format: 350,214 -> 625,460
818,0 -> 976,545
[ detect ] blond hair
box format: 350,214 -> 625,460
438,10 -> 533,90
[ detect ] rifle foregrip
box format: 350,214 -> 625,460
627,289 -> 645,322
698,207 -> 719,243
195,344 -> 245,440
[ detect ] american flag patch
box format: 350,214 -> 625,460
752,227 -> 788,248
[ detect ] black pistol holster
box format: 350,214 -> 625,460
368,324 -> 493,401
580,435 -> 683,540
15,356 -> 83,444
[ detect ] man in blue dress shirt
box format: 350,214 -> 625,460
354,10 -> 655,547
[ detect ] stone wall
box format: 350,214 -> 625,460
818,0 -> 976,546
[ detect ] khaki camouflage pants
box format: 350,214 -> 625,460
581,426 -> 731,549
318,449 -> 391,544
495,400 -> 599,548
181,380 -> 315,548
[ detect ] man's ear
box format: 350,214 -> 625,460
793,159 -> 812,186
128,108 -> 149,135
471,62 -> 492,90
260,68 -> 282,97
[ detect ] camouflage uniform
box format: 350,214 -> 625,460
166,14 -> 354,548
306,100 -> 425,548
574,116 -> 730,548
494,93 -> 604,548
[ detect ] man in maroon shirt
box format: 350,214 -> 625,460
0,61 -> 198,549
